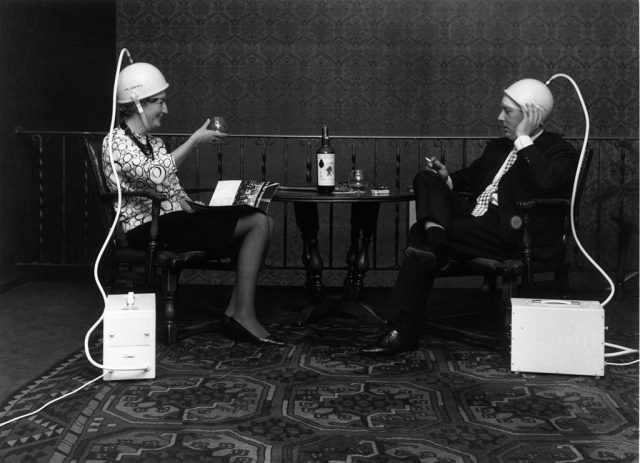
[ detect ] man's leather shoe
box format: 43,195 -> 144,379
359,328 -> 419,356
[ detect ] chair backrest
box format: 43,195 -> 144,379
85,138 -> 105,190
527,146 -> 594,261
84,137 -> 109,213
83,136 -> 129,247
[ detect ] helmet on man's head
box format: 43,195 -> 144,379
116,62 -> 169,104
503,78 -> 554,120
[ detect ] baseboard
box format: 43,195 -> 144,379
0,274 -> 28,294
15,262 -> 94,282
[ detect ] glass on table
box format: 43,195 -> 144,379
347,169 -> 368,190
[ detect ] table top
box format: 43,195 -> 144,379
274,185 -> 414,203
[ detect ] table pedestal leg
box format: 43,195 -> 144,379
292,201 -> 387,326
293,202 -> 324,299
345,202 -> 380,300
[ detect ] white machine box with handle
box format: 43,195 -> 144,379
510,298 -> 605,376
103,292 -> 156,381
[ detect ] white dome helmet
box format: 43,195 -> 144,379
503,78 -> 554,121
117,62 -> 169,130
117,62 -> 169,104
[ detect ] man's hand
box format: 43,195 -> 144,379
515,103 -> 544,138
425,156 -> 449,181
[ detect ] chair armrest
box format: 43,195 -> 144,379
429,193 -> 570,209
185,187 -> 214,194
100,190 -> 168,283
516,198 -> 570,210
517,197 -> 572,286
100,190 -> 169,202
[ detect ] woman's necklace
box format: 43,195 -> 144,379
120,122 -> 154,159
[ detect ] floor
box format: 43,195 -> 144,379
0,281 -> 104,403
1,279 -> 638,405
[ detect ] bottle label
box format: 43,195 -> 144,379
317,153 -> 335,186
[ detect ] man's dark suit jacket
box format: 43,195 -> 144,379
450,131 -> 578,245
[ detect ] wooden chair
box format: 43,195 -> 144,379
433,196 -> 572,322
611,213 -> 639,299
411,148 -> 593,326
84,137 -> 234,345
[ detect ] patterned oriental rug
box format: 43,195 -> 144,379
0,306 -> 638,463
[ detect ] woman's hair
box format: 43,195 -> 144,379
118,102 -> 139,120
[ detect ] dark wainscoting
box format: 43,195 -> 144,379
12,130 -> 638,289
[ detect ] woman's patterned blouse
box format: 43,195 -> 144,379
102,126 -> 189,233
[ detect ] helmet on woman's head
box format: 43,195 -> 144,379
503,78 -> 554,120
117,62 -> 169,104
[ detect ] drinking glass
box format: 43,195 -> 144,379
209,116 -> 228,134
348,169 -> 368,190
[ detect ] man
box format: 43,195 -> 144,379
361,78 -> 578,356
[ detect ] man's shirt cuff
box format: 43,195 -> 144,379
514,135 -> 533,151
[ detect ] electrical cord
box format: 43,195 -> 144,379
605,341 -> 639,366
545,73 -> 616,307
605,342 -> 638,357
605,359 -> 639,367
0,372 -> 108,428
546,74 -> 638,366
0,49 -> 147,429
83,47 -> 150,374
0,340 -> 271,428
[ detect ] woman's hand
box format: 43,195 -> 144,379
179,198 -> 206,213
172,120 -> 229,166
425,156 -> 449,180
194,119 -> 228,144
179,198 -> 194,213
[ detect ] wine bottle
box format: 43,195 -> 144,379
316,125 -> 335,194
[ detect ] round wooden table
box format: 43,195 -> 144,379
274,186 -> 414,325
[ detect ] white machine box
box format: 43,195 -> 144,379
103,292 -> 156,381
510,298 -> 605,376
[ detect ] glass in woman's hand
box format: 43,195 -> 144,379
209,116 -> 227,134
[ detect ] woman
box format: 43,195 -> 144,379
103,62 -> 284,346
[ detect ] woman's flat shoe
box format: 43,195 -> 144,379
225,316 -> 286,347
259,335 -> 287,347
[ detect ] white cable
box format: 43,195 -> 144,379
605,349 -> 638,358
84,48 -> 148,373
546,74 -> 638,368
545,74 -> 616,307
2,49 -> 152,429
605,351 -> 639,358
604,341 -> 639,357
0,373 -> 107,428
606,359 -> 640,366
545,75 -> 638,368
